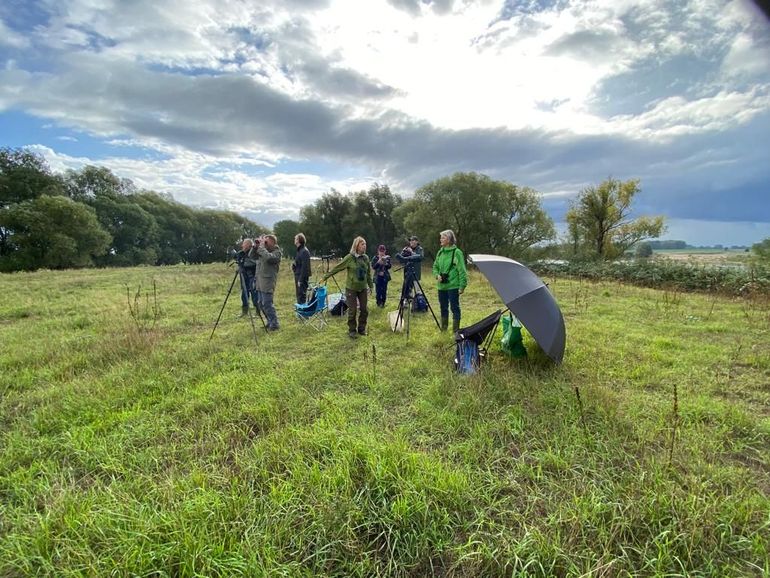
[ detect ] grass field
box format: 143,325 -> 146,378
1,262 -> 768,576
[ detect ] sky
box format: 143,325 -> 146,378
1,0 -> 769,247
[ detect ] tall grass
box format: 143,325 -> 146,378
1,262 -> 768,576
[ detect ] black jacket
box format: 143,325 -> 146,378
293,244 -> 311,281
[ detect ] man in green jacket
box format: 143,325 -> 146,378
432,229 -> 468,332
256,234 -> 283,331
321,236 -> 374,338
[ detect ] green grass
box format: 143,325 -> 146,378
1,263 -> 768,577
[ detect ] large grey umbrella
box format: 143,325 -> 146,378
469,254 -> 566,363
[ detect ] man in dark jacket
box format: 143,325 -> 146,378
396,235 -> 424,281
293,233 -> 311,304
235,238 -> 259,317
396,235 -> 424,299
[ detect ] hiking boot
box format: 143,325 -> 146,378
348,330 -> 358,339
440,316 -> 449,331
357,328 -> 367,336
239,305 -> 249,318
452,319 -> 461,332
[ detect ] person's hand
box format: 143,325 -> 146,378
459,288 -> 465,295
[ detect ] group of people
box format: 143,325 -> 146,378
235,230 -> 468,339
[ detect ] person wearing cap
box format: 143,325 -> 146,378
371,244 -> 392,307
396,235 -> 424,282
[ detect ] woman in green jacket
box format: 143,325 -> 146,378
432,229 -> 467,332
321,236 -> 374,338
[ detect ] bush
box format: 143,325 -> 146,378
530,259 -> 770,295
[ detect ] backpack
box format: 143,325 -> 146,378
330,294 -> 348,316
454,339 -> 480,374
412,292 -> 428,312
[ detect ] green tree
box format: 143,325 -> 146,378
0,195 -> 110,271
401,172 -> 555,258
299,191 -> 354,256
750,237 -> 770,264
0,147 -> 64,207
347,184 -> 403,253
64,165 -> 135,202
133,192 -> 197,264
190,210 -> 261,263
635,241 -> 653,259
565,178 -> 665,260
273,219 -> 301,258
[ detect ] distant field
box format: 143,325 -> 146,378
1,263 -> 768,576
654,248 -> 750,264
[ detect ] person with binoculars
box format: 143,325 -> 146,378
433,229 -> 467,332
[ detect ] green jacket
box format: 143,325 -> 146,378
323,253 -> 373,292
432,245 -> 467,291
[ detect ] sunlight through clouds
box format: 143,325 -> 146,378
1,0 -> 768,242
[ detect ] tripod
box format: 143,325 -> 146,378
210,266 -> 267,345
392,266 -> 440,338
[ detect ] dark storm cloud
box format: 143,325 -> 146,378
2,44 -> 768,224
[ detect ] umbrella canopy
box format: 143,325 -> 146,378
469,254 -> 566,363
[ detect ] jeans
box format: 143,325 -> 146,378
438,288 -> 460,322
346,288 -> 369,333
240,270 -> 259,309
375,276 -> 389,306
260,291 -> 279,329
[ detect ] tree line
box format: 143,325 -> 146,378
3,145 -> 678,272
0,148 -> 268,272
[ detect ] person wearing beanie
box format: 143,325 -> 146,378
371,244 -> 392,307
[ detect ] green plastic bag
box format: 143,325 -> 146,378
501,314 -> 527,357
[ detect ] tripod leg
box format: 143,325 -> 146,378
247,307 -> 259,346
210,269 -> 240,341
406,300 -> 411,340
413,278 -> 441,329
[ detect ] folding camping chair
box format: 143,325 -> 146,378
295,284 -> 328,330
454,309 -> 503,374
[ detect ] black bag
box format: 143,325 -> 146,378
330,295 -> 348,316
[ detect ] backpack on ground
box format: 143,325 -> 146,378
412,292 -> 428,312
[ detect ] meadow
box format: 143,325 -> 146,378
1,261 -> 768,577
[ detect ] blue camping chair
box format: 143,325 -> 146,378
295,284 -> 328,330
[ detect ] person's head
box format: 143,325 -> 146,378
408,235 -> 419,249
377,244 -> 386,255
439,229 -> 456,247
350,236 -> 367,255
294,233 -> 306,247
241,238 -> 253,251
264,234 -> 277,249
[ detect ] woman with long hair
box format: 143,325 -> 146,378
322,236 -> 374,338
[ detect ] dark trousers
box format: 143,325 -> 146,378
240,270 -> 259,308
346,288 -> 369,333
375,276 -> 389,306
296,277 -> 309,304
438,288 -> 461,321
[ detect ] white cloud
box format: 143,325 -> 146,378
0,18 -> 30,49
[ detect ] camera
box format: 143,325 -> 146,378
439,273 -> 449,283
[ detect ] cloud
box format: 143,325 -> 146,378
2,0 -> 769,238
